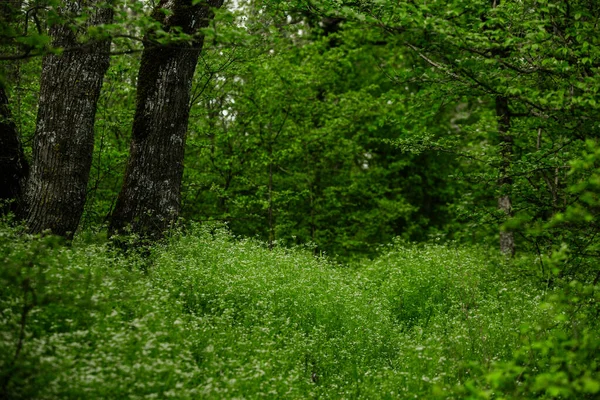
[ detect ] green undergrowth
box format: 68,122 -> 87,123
1,223 -> 597,399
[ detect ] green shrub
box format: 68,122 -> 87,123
473,280 -> 600,400
355,241 -> 549,397
0,227 -> 196,399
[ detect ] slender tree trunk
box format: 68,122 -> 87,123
23,1 -> 113,238
496,95 -> 514,256
268,145 -> 274,250
110,0 -> 224,240
488,0 -> 515,256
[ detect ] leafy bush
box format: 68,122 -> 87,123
468,279 -> 600,400
355,241 -> 549,397
0,227 -> 192,399
470,141 -> 600,399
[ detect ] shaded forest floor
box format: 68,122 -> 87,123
1,223 -> 598,399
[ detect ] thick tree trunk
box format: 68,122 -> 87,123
496,95 -> 514,256
23,1 -> 113,238
109,0 -> 224,240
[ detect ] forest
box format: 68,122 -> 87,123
1,0 -> 599,398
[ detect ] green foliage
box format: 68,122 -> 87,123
182,13 -> 458,258
82,54 -> 139,229
309,0 -> 600,259
546,140 -> 600,279
1,223 -> 576,399
476,280 -> 600,400
3,2 -> 600,396
0,224 -> 187,399
466,141 -> 600,399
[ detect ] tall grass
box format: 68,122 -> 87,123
0,223 -> 586,399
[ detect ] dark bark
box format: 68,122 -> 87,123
23,1 -> 113,238
496,95 -> 515,256
0,0 -> 28,216
0,85 -> 28,215
109,0 -> 224,240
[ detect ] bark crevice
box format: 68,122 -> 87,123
110,0 -> 224,241
23,1 -> 113,238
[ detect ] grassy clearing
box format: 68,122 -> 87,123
0,224 -> 594,399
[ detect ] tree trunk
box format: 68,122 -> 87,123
23,1 -> 113,238
109,0 -> 224,240
489,0 -> 515,256
0,0 -> 28,216
496,95 -> 514,256
0,85 -> 28,215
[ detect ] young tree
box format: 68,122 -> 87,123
22,0 -> 113,238
109,0 -> 224,240
490,1 -> 515,256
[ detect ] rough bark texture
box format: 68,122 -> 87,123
109,0 -> 224,240
0,85 -> 28,215
496,95 -> 515,257
23,1 -> 113,238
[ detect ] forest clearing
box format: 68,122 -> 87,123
1,0 -> 599,398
